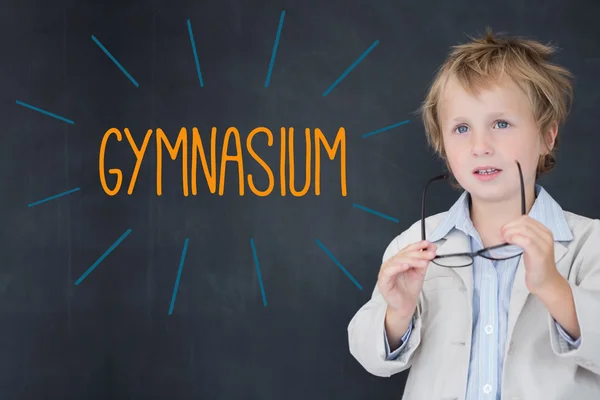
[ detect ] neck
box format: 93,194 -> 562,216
469,184 -> 537,247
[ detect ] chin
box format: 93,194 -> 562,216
469,189 -> 510,203
459,174 -> 512,201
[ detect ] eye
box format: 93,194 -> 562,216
494,120 -> 510,129
454,124 -> 469,134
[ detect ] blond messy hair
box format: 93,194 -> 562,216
419,27 -> 574,186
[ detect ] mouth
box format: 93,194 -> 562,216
472,166 -> 502,175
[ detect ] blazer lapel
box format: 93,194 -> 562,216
505,241 -> 569,349
432,229 -> 474,308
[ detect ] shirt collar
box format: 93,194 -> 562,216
427,184 -> 573,243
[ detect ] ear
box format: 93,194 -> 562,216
542,121 -> 558,155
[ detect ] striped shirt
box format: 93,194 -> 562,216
384,184 -> 580,399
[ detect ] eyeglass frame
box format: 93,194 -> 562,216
420,160 -> 526,268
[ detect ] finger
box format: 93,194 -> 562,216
502,224 -> 544,248
502,217 -> 550,240
381,257 -> 430,279
403,240 -> 434,252
502,228 -> 544,254
418,242 -> 438,254
400,256 -> 432,268
397,243 -> 437,259
501,225 -> 520,241
380,262 -> 423,287
385,242 -> 436,270
500,218 -> 520,231
501,215 -> 530,231
503,233 -> 536,252
379,262 -> 411,282
522,219 -> 553,241
407,245 -> 437,258
404,250 -> 437,263
502,227 -> 530,247
399,257 -> 433,272
389,251 -> 434,269
501,222 -> 530,240
501,219 -> 523,233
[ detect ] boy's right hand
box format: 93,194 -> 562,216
377,240 -> 437,317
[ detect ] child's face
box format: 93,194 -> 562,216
438,75 -> 556,203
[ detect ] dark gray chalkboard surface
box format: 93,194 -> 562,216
1,0 -> 599,398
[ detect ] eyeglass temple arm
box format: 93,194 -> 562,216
515,160 -> 526,215
421,173 -> 449,241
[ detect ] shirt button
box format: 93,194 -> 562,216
484,324 -> 494,334
483,384 -> 492,394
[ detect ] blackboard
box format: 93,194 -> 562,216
3,0 -> 600,398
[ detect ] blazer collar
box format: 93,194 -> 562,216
427,184 -> 573,245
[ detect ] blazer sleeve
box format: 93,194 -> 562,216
385,320 -> 414,359
347,233 -> 424,377
549,219 -> 600,375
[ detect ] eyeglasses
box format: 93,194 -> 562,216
421,160 -> 525,268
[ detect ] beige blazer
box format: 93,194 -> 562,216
348,210 -> 600,400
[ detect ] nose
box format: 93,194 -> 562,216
470,130 -> 494,157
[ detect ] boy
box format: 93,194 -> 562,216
347,29 -> 600,399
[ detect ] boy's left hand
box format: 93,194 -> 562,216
500,215 -> 561,294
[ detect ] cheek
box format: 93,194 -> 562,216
504,129 -> 541,152
443,138 -> 467,163
443,145 -> 469,178
502,133 -> 540,155
497,139 -> 540,180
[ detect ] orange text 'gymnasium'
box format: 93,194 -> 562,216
99,127 -> 347,196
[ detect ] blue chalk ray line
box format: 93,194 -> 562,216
169,238 -> 190,315
16,100 -> 75,125
91,34 -> 139,87
250,238 -> 267,306
322,39 -> 379,97
187,19 -> 204,87
352,203 -> 399,223
28,187 -> 80,207
315,239 -> 362,291
74,229 -> 132,285
265,10 -> 286,87
362,120 -> 410,138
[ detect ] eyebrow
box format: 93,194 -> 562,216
450,111 -> 512,123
